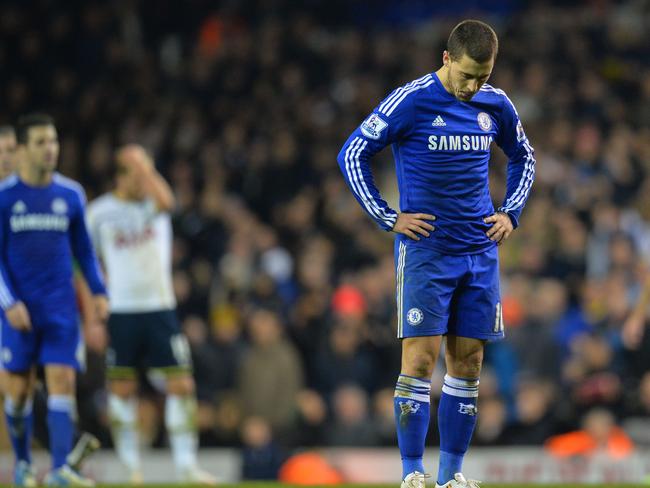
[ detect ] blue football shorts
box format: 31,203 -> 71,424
1,311 -> 82,372
394,239 -> 504,341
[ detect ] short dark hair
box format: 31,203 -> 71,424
447,20 -> 498,63
0,125 -> 15,138
16,113 -> 55,144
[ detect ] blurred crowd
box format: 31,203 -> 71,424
1,0 -> 650,476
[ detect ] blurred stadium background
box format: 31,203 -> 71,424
1,0 -> 650,484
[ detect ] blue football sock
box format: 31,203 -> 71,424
394,374 -> 431,480
437,375 -> 479,485
4,396 -> 33,464
47,395 -> 75,469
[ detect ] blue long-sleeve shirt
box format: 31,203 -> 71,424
337,72 -> 535,255
0,173 -> 106,324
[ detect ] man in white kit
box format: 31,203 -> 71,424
86,144 -> 215,485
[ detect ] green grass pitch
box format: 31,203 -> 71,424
83,485 -> 641,488
114,484 -> 636,487
0,484 -> 642,488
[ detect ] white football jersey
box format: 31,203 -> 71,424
86,194 -> 176,312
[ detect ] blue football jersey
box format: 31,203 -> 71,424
337,72 -> 535,255
0,173 -> 106,324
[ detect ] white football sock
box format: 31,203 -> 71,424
165,394 -> 198,473
108,394 -> 141,473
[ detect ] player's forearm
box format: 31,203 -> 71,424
0,266 -> 18,310
336,138 -> 398,231
498,149 -> 536,229
71,224 -> 107,296
142,169 -> 175,212
78,259 -> 106,296
0,227 -> 18,308
74,271 -> 96,325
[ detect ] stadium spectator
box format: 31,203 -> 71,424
236,308 -> 304,436
545,408 -> 634,459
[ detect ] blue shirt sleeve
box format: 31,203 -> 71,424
495,95 -> 536,229
69,189 -> 107,296
337,88 -> 416,231
0,203 -> 18,309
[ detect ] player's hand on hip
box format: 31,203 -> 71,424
93,295 -> 110,322
5,301 -> 32,331
484,212 -> 514,246
393,213 -> 436,241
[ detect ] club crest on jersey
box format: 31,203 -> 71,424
360,113 -> 388,140
407,307 -> 424,326
52,198 -> 68,214
12,200 -> 27,214
477,112 -> 492,132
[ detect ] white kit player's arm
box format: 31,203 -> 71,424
135,151 -> 175,212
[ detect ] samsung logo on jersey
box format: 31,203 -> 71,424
10,214 -> 70,232
428,135 -> 493,151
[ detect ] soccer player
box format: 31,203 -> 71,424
0,113 -> 108,487
0,125 -> 17,179
0,125 -> 17,393
86,144 -> 216,485
337,20 -> 535,488
0,123 -> 102,476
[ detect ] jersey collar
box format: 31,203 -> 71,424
431,72 -> 457,102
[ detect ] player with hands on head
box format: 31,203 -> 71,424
86,144 -> 216,485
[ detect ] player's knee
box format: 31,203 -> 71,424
6,382 -> 30,402
403,352 -> 436,377
45,366 -> 76,395
109,379 -> 138,398
7,391 -> 31,410
4,370 -> 33,399
48,379 -> 75,395
449,352 -> 483,378
166,375 -> 195,396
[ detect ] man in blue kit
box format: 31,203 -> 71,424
337,20 -> 535,488
0,113 -> 108,487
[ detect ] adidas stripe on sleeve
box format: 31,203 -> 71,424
493,89 -> 536,229
337,75 -> 433,231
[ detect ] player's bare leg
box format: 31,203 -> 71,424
396,336 -> 442,488
43,364 -> 94,487
435,335 -> 484,488
165,374 -> 216,485
4,368 -> 35,413
401,336 -> 443,377
108,377 -> 143,484
4,368 -> 37,487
